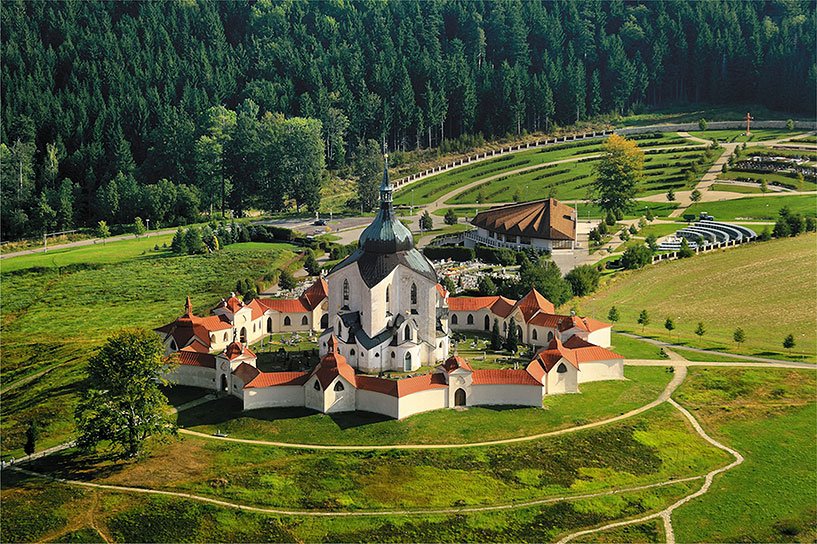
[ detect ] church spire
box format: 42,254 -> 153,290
379,153 -> 393,208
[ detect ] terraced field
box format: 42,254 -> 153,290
393,132 -> 697,207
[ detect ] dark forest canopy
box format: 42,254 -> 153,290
1,0 -> 815,240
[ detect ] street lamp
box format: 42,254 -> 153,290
146,218 -> 150,231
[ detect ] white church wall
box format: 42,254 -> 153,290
324,376 -> 356,413
577,359 -> 624,383
163,366 -> 216,390
304,377 -> 324,412
397,388 -> 448,419
469,384 -> 543,407
242,386 -> 305,411
528,326 -> 558,347
356,390 -> 399,418
546,362 -> 578,394
587,328 -> 612,348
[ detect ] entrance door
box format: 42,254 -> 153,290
240,327 -> 247,344
403,352 -> 412,371
454,388 -> 466,406
220,374 -> 228,392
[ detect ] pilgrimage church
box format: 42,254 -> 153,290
157,160 -> 623,419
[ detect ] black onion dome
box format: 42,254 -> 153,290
357,158 -> 414,253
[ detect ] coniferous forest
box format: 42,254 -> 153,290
2,0 -> 815,240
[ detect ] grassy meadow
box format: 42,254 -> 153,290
576,234 -> 817,362
680,194 -> 817,222
673,367 -> 817,542
0,240 -> 300,457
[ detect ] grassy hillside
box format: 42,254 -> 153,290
681,194 -> 817,222
0,241 -> 300,456
673,367 -> 817,542
576,234 -> 817,361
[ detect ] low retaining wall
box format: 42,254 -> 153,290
652,236 -> 756,264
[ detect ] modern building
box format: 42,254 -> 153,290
464,198 -> 577,252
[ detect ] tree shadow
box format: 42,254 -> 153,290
26,448 -> 130,482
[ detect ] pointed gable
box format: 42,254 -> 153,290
515,289 -> 556,322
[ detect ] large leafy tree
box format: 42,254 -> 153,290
75,329 -> 176,458
591,134 -> 644,216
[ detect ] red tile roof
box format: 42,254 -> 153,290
225,296 -> 244,312
198,315 -> 233,331
528,312 -> 564,328
491,296 -> 517,318
471,198 -> 576,241
300,278 -> 328,310
356,373 -> 448,397
530,336 -> 622,374
435,283 -> 448,299
232,362 -> 260,385
310,335 -> 356,388
224,342 -> 256,361
246,298 -> 267,320
441,355 -> 473,373
471,369 -> 542,386
244,370 -> 309,388
174,347 -> 216,369
260,298 -> 310,313
448,296 -> 500,311
514,289 -> 556,321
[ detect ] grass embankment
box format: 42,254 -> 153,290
680,194 -> 817,222
576,234 -> 817,362
708,182 -> 766,194
2,401 -> 728,541
178,366 -> 670,445
0,241 -> 299,457
672,367 -> 817,542
447,143 -> 712,205
393,133 -> 694,207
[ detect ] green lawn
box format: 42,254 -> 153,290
680,194 -> 817,221
670,348 -> 761,363
708,182 -> 766,194
1,466 -> 699,543
24,402 -> 726,514
0,242 -> 299,457
673,367 -> 817,542
610,332 -> 666,360
177,366 -> 671,445
687,129 -> 800,143
0,233 -> 175,273
576,234 -> 817,361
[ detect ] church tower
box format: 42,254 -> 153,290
320,156 -> 450,373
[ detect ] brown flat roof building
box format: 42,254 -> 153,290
466,198 -> 576,252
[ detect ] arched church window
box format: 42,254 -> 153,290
223,333 -> 228,342
313,380 -> 321,391
334,381 -> 345,392
532,329 -> 538,340
386,286 -> 390,303
350,349 -> 356,356
404,327 -> 412,342
467,314 -> 474,325
343,279 -> 350,302
451,314 -> 458,325
301,315 -> 308,326
557,363 -> 567,373
170,339 -> 177,351
284,316 -> 291,326
547,331 -> 554,342
410,283 -> 417,305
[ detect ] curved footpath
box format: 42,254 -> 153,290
556,398 -> 745,544
6,359 -> 812,535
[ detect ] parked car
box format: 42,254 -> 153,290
313,219 -> 327,226
699,212 -> 715,221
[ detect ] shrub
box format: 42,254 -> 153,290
278,270 -> 297,290
475,245 -> 517,265
698,118 -> 708,130
443,209 -> 458,225
564,264 -> 601,297
621,243 -> 652,269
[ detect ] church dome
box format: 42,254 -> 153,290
357,158 -> 414,254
